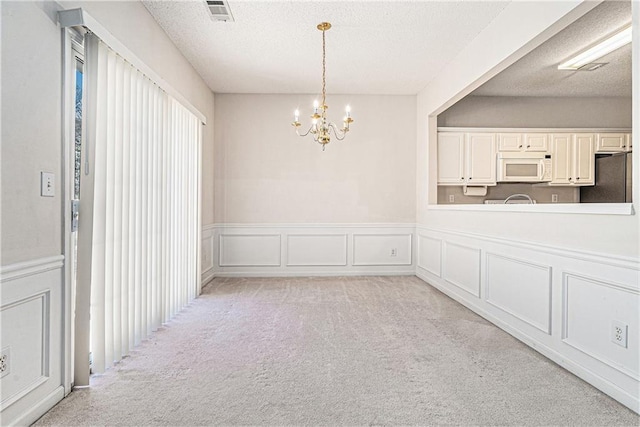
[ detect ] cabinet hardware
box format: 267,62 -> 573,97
518,145 -> 523,148
527,145 -> 530,148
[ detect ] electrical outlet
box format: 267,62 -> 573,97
1,347 -> 10,379
611,321 -> 628,348
449,195 -> 455,203
551,194 -> 558,203
390,248 -> 397,257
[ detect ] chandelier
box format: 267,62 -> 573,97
292,22 -> 353,150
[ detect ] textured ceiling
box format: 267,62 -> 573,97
142,0 -> 510,94
472,1 -> 632,98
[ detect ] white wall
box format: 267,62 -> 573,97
214,94 -> 416,224
416,0 -> 640,413
438,96 -> 632,128
1,1 -> 216,267
417,1 -> 639,257
0,2 -> 215,424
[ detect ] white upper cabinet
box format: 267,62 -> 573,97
437,132 -> 465,185
549,133 -> 594,186
595,133 -> 627,153
550,134 -> 572,185
524,134 -> 549,152
437,132 -> 496,186
573,133 -> 595,185
498,133 -> 548,152
497,133 -> 522,151
466,133 -> 497,184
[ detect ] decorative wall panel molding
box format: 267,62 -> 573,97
286,234 -> 348,266
208,224 -> 415,277
486,253 -> 552,334
201,227 -> 214,286
442,241 -> 481,297
0,291 -> 50,410
415,225 -> 640,413
562,272 -> 639,381
352,234 -> 412,266
0,259 -> 63,426
417,235 -> 441,277
219,234 -> 282,267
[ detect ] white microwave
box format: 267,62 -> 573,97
497,152 -> 552,182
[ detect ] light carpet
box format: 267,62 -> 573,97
35,276 -> 639,426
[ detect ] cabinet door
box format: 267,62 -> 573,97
524,133 -> 549,152
573,133 -> 595,185
466,133 -> 496,185
497,133 -> 522,151
437,133 -> 465,185
549,134 -> 571,185
596,133 -> 626,153
626,133 -> 633,152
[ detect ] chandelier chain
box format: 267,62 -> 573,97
322,27 -> 326,109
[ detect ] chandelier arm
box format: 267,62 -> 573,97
328,123 -> 347,141
296,125 -> 315,138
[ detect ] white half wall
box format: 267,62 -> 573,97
214,94 -> 416,224
416,226 -> 640,413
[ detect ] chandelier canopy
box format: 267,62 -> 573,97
292,22 -> 353,150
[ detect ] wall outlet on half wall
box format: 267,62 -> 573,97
611,321 -> 628,348
0,347 -> 10,378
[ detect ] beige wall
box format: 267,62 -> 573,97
417,0 -> 640,257
1,1 -> 215,265
214,94 -> 416,224
438,96 -> 632,128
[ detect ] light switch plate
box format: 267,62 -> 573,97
41,172 -> 55,197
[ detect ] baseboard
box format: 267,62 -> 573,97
9,386 -> 65,427
213,270 -> 416,278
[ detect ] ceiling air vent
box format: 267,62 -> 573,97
205,0 -> 234,22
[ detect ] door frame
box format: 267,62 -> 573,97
61,27 -> 86,394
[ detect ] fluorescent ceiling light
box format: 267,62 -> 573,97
558,25 -> 632,70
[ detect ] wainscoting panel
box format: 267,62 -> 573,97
563,272 -> 639,380
0,256 -> 64,426
415,225 -> 640,413
0,291 -> 49,411
486,253 -> 552,334
210,224 -> 415,276
352,234 -> 412,266
286,234 -> 347,266
201,226 -> 215,286
219,234 -> 281,267
417,235 -> 441,277
442,241 -> 481,297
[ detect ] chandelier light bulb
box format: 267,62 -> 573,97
294,109 -> 299,121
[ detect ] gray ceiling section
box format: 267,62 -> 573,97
471,1 -> 632,98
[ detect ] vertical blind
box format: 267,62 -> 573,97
85,34 -> 200,373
